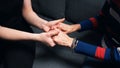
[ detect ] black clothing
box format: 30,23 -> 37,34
0,0 -> 35,68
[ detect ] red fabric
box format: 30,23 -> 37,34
95,47 -> 106,60
89,17 -> 98,29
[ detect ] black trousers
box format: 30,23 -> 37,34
0,16 -> 36,68
0,40 -> 35,68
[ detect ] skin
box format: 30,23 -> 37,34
0,0 -> 65,47
53,31 -> 74,48
52,22 -> 81,47
0,26 -> 59,47
22,0 -> 65,32
52,23 -> 81,34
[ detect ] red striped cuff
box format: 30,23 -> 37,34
95,47 -> 106,60
89,17 -> 98,29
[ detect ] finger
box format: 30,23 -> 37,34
48,30 -> 59,37
50,25 -> 58,30
58,27 -> 67,33
50,18 -> 65,26
48,40 -> 56,47
47,37 -> 57,47
58,24 -> 69,34
54,18 -> 65,24
58,18 -> 65,23
51,23 -> 61,30
57,23 -> 64,30
52,36 -> 58,44
63,31 -> 68,34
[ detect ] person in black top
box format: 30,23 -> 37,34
0,0 -> 64,68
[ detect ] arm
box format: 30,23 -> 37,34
62,12 -> 106,33
78,15 -> 100,31
56,2 -> 109,34
22,0 -> 48,30
22,0 -> 65,32
74,1 -> 109,31
0,26 -> 37,41
0,26 -> 59,46
55,14 -> 103,34
53,31 -> 120,62
74,41 -> 120,62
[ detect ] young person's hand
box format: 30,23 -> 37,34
35,30 -> 59,47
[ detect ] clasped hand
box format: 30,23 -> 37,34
41,18 -> 74,48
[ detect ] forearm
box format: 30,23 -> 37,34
23,10 -> 48,29
0,26 -> 37,41
78,16 -> 99,31
22,0 -> 48,29
73,40 -> 120,62
79,1 -> 110,32
71,24 -> 81,32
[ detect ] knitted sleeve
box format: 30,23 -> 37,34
74,40 -> 120,62
78,1 -> 109,31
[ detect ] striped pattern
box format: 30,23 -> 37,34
95,47 -> 106,60
75,0 -> 120,62
89,17 -> 98,29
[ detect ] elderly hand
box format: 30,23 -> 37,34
52,22 -> 81,34
53,31 -> 74,47
41,18 -> 65,32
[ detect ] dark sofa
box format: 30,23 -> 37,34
31,0 -> 105,68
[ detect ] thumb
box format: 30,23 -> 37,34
47,30 -> 59,37
45,37 -> 56,47
48,41 -> 56,47
50,18 -> 65,26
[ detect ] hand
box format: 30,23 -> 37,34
53,31 -> 74,47
52,23 -> 81,34
35,30 -> 59,47
41,18 -> 65,32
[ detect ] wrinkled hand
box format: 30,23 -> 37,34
52,23 -> 81,34
53,31 -> 73,47
41,18 -> 65,32
36,30 -> 59,47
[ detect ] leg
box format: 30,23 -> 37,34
3,41 -> 35,68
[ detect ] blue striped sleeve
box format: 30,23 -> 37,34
74,41 -> 97,57
78,16 -> 99,31
74,40 -> 120,62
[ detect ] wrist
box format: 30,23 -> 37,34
71,24 -> 81,32
39,20 -> 48,29
73,24 -> 81,31
31,34 -> 40,41
70,38 -> 78,49
67,38 -> 74,48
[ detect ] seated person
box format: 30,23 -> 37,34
53,0 -> 120,67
